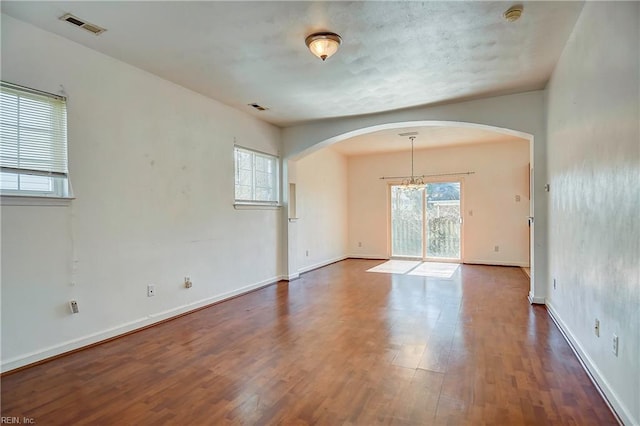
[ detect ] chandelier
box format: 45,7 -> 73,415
401,136 -> 424,189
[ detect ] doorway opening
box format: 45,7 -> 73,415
285,120 -> 537,303
390,180 -> 462,262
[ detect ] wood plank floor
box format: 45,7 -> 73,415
1,260 -> 617,425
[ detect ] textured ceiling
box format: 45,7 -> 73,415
1,1 -> 583,128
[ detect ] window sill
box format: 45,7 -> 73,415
234,203 -> 282,210
1,194 -> 75,206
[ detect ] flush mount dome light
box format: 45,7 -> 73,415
503,4 -> 524,22
305,32 -> 341,61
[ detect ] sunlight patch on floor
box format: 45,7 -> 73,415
407,262 -> 459,279
366,260 -> 421,274
367,260 -> 460,278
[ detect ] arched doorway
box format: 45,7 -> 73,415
284,120 -> 538,303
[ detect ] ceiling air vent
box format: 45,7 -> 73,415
398,131 -> 418,137
248,103 -> 269,111
59,13 -> 107,35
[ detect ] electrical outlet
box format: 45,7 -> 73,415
515,195 -> 521,202
184,276 -> 193,288
594,318 -> 600,337
358,242 -> 362,247
553,278 -> 557,290
305,250 -> 309,257
612,334 -> 618,356
69,300 -> 79,314
147,285 -> 155,297
494,245 -> 500,252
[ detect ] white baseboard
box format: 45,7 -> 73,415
347,254 -> 389,260
1,275 -> 284,373
298,255 -> 348,274
347,257 -> 528,267
546,302 -> 631,426
528,292 -> 545,305
464,259 -> 530,267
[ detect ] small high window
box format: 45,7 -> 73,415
234,146 -> 279,205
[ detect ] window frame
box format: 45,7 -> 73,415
0,81 -> 72,202
233,145 -> 280,207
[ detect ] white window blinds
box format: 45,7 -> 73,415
0,82 -> 69,197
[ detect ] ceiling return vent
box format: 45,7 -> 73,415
59,13 -> 107,35
248,103 -> 269,111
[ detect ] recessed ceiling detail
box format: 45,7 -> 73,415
59,13 -> 106,35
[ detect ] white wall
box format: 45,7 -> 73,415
0,15 -> 283,371
290,148 -> 348,273
545,2 -> 639,424
347,140 -> 530,265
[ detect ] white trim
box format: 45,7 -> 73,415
233,144 -> 278,159
1,80 -> 66,101
464,259 -> 530,267
1,275 -> 284,373
285,273 -> 300,281
1,195 -> 74,206
546,302 -> 630,426
347,254 -> 389,260
298,255 -> 348,274
527,292 -> 545,305
233,203 -> 282,210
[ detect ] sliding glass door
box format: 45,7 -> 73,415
425,182 -> 461,260
390,181 -> 462,261
390,187 -> 423,257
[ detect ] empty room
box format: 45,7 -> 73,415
1,1 -> 638,425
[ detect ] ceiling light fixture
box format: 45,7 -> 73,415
401,136 -> 424,189
503,5 -> 524,22
378,132 -> 475,185
305,32 -> 341,61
